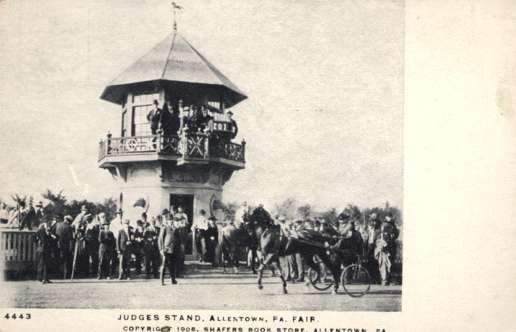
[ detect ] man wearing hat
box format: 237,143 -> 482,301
19,201 -> 36,230
159,217 -> 181,285
143,217 -> 160,278
34,201 -> 44,229
70,206 -> 91,277
116,219 -> 134,280
192,209 -> 209,262
33,223 -> 56,284
227,111 -> 238,140
375,214 -> 400,286
55,214 -> 74,279
97,213 -> 116,279
109,209 -> 123,276
204,216 -> 218,265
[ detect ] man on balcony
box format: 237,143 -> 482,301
196,105 -> 213,133
219,111 -> 238,142
147,99 -> 163,135
163,99 -> 180,136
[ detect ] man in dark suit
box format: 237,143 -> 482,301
159,218 -> 181,285
116,219 -> 134,280
196,105 -> 213,133
143,218 -> 160,278
147,100 -> 162,135
34,223 -> 56,284
227,111 -> 238,140
97,213 -> 116,279
19,201 -> 35,230
85,214 -> 100,277
55,215 -> 74,279
205,217 -> 219,265
162,100 -> 181,136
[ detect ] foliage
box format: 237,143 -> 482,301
321,207 -> 339,226
219,201 -> 239,222
2,189 -> 118,222
272,197 -> 298,220
297,204 -> 312,219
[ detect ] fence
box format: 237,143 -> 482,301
0,229 -> 37,279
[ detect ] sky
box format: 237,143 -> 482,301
0,0 -> 403,211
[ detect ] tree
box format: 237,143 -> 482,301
321,207 -> 339,226
297,204 -> 312,219
341,204 -> 363,225
219,201 -> 239,222
273,197 -> 298,220
42,189 -> 67,217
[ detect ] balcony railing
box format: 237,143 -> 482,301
98,132 -> 245,165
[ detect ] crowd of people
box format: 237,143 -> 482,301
146,99 -> 238,142
0,200 -> 401,287
231,202 -> 401,286
2,204 -> 220,286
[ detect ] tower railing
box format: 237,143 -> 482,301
98,132 -> 245,164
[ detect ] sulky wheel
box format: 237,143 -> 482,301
340,263 -> 371,297
308,267 -> 334,291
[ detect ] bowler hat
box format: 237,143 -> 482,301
64,215 -> 73,223
162,209 -> 170,215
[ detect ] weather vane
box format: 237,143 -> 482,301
171,2 -> 183,32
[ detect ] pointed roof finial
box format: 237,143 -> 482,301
171,2 -> 183,33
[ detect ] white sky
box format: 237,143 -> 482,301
0,0 -> 403,211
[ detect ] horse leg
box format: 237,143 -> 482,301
221,250 -> 227,274
257,262 -> 265,290
251,249 -> 257,274
233,250 -> 239,274
272,258 -> 287,294
331,266 -> 340,294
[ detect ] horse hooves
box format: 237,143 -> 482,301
258,284 -> 263,290
283,288 -> 288,294
332,289 -> 338,295
252,270 -> 257,275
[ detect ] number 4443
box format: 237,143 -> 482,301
4,313 -> 31,320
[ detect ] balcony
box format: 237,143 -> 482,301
98,132 -> 245,169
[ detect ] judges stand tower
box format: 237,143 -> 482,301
97,6 -> 247,257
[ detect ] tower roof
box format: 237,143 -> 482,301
100,33 -> 247,107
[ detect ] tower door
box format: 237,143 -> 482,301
170,194 -> 194,256
169,194 -> 194,225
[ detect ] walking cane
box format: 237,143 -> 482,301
71,238 -> 79,280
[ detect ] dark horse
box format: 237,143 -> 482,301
257,227 -> 363,294
220,206 -> 274,274
220,221 -> 259,273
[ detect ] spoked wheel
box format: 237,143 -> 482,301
308,267 -> 334,291
340,263 -> 371,297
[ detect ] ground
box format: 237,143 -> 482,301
0,264 -> 401,311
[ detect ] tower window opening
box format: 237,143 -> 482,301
132,93 -> 160,136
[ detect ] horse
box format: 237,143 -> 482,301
219,206 -> 275,274
256,226 -> 363,294
220,221 -> 259,273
